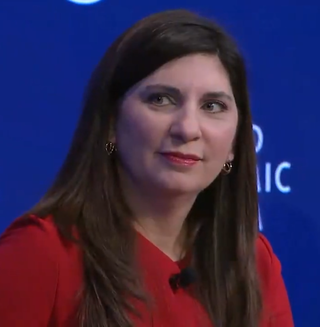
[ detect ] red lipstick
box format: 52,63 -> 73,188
160,152 -> 201,166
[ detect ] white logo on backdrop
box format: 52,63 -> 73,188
67,0 -> 101,5
253,124 -> 292,230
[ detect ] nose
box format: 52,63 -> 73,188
169,105 -> 202,143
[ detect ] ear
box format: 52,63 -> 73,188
108,120 -> 117,143
227,151 -> 234,162
109,134 -> 116,143
228,135 -> 237,162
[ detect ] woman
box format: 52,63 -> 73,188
0,9 -> 293,327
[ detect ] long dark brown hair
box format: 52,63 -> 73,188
27,9 -> 262,327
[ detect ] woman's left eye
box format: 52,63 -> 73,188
202,101 -> 227,113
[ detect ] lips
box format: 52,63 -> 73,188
160,152 -> 201,161
159,152 -> 202,166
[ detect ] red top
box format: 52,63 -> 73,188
0,216 -> 294,327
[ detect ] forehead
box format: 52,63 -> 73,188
138,54 -> 233,95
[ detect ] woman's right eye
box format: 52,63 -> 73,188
147,94 -> 172,106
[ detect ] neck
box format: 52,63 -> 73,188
119,173 -> 197,261
132,198 -> 193,261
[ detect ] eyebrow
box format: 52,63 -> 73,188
141,84 -> 234,102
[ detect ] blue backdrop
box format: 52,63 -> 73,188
1,2 -> 319,326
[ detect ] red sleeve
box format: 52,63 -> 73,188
0,217 -> 59,326
258,234 -> 294,327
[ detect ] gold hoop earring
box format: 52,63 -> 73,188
222,161 -> 233,175
105,142 -> 116,155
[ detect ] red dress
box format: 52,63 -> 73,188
0,216 -> 294,326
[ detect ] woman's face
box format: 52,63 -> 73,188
114,54 -> 238,195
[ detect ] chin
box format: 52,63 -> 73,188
154,177 -> 203,196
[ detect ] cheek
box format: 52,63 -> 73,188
205,123 -> 237,158
116,104 -> 157,154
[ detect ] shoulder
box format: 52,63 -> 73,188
256,233 -> 281,269
256,233 -> 281,285
0,214 -> 77,262
0,215 -> 82,326
0,214 -> 82,280
0,215 -> 62,266
256,234 -> 294,326
256,233 -> 279,267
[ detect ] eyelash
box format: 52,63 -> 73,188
147,93 -> 174,105
202,100 -> 228,112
